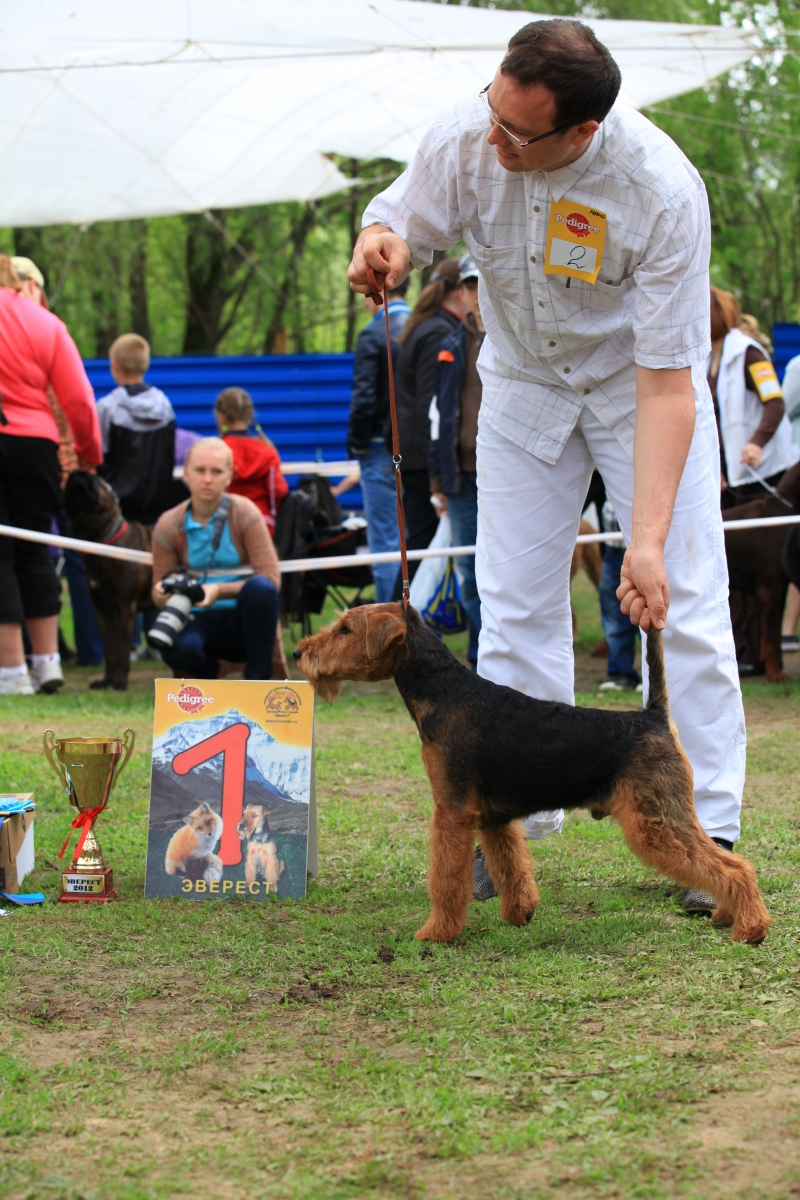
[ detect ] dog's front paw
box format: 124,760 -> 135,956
415,918 -> 462,943
500,880 -> 540,926
711,905 -> 735,928
731,908 -> 772,946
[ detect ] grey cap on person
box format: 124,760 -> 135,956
458,253 -> 478,284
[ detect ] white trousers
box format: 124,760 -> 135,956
475,396 -> 745,844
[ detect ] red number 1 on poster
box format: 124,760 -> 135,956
172,723 -> 249,865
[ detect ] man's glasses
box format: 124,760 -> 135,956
479,83 -> 574,148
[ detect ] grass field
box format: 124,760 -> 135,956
1,576 -> 799,1200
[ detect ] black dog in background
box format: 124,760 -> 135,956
63,471 -> 153,690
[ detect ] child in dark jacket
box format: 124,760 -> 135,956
214,388 -> 288,537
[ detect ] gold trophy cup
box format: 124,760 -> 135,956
43,729 -> 135,902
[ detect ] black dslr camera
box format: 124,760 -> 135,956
147,572 -> 207,650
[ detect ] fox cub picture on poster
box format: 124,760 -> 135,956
145,679 -> 316,901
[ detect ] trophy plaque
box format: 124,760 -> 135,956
43,729 -> 135,902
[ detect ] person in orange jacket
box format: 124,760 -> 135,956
214,388 -> 288,536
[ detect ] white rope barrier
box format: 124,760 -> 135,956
2,514 -> 799,574
173,460 -> 360,480
0,524 -> 152,563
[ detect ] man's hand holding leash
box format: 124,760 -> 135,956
348,225 -> 410,295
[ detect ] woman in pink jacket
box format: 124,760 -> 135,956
0,257 -> 102,694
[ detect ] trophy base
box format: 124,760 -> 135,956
59,867 -> 116,902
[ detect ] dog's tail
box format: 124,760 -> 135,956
645,628 -> 669,715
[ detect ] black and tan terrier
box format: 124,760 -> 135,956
295,603 -> 770,947
236,804 -> 285,891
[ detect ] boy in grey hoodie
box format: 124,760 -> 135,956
96,333 -> 176,526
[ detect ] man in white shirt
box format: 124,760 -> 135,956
348,18 -> 744,913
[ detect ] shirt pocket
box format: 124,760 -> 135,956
589,275 -> 634,315
463,229 -> 535,354
463,229 -> 528,309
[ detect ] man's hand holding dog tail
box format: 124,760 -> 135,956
618,545 -> 669,633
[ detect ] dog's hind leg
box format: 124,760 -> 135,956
610,768 -> 771,946
416,800 -> 477,943
481,821 -> 539,926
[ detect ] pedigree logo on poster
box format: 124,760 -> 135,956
144,679 -> 315,901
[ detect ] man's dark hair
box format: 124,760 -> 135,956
500,19 -> 621,128
389,277 -> 410,298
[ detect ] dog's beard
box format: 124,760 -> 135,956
309,674 -> 343,704
297,655 -> 343,703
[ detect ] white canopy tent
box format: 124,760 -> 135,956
1,1 -> 757,227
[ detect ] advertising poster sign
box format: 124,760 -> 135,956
145,679 -> 315,901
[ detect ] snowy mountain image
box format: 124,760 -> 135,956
153,711 -> 310,803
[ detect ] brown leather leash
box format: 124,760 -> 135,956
366,266 -> 410,610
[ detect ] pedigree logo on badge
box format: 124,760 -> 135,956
556,212 -> 599,238
545,197 -> 607,285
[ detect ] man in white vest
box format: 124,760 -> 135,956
348,18 -> 743,916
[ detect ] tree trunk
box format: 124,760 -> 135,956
128,220 -> 151,342
263,203 -> 318,353
182,212 -> 230,354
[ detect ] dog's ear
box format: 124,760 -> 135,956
365,610 -> 407,659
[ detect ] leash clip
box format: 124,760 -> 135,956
392,454 -> 402,473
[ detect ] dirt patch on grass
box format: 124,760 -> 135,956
690,1049 -> 800,1198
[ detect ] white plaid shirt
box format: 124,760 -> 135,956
363,97 -> 711,464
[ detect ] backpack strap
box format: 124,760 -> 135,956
210,493 -> 232,560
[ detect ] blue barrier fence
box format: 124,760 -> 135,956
83,353 -> 363,508
772,324 -> 800,382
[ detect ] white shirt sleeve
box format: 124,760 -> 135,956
362,122 -> 463,270
632,187 -> 711,370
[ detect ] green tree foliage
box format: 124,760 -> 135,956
2,0 -> 799,356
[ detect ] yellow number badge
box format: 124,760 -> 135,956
545,198 -> 607,285
748,360 -> 782,403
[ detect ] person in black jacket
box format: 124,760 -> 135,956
429,255 -> 484,666
347,280 -> 411,602
393,257 -> 468,592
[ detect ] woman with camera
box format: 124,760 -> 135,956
150,438 -> 286,679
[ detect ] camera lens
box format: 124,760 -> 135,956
147,593 -> 194,650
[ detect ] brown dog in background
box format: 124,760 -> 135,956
63,471 -> 153,690
723,462 -> 800,682
571,518 -> 604,645
294,603 -> 770,947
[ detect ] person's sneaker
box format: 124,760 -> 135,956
681,888 -> 716,916
599,675 -> 639,692
31,659 -> 64,694
781,634 -> 800,653
0,673 -> 35,696
473,847 -> 497,902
